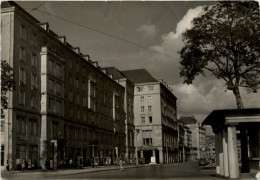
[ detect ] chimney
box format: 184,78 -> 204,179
102,69 -> 107,74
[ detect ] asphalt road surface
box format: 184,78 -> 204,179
58,162 -> 215,179
2,162 -> 219,179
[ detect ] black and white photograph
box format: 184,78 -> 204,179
1,1 -> 260,179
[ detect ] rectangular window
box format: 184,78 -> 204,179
136,87 -> 143,92
149,116 -> 153,123
56,100 -> 61,113
55,64 -> 62,78
141,106 -> 144,112
69,91 -> 73,102
148,106 -> 152,112
82,82 -> 86,91
76,95 -> 80,105
20,24 -> 26,40
70,108 -> 73,118
19,90 -> 25,105
76,78 -> 79,88
28,119 -> 38,136
76,62 -> 80,72
31,73 -> 38,90
69,58 -> 73,68
51,121 -> 59,139
143,138 -> 152,146
69,75 -> 73,85
48,98 -> 55,111
56,82 -> 61,95
83,112 -> 86,121
77,110 -> 80,120
141,96 -> 144,102
83,97 -> 87,107
48,79 -> 54,92
148,86 -> 154,91
1,120 -> 4,132
31,53 -> 37,68
19,68 -> 26,85
82,67 -> 86,76
141,117 -> 145,124
19,47 -> 26,62
48,60 -> 54,74
148,96 -> 152,102
31,33 -> 37,46
31,94 -> 37,108
16,116 -> 26,135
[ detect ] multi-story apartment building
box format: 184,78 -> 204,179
179,116 -> 206,160
178,122 -> 192,162
122,69 -> 178,164
103,67 -> 135,163
1,2 -> 125,169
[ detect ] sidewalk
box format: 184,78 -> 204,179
1,163 -> 159,179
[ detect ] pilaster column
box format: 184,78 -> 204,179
215,133 -> 220,175
223,129 -> 229,177
218,132 -> 224,176
228,126 -> 239,179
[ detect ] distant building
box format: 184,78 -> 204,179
179,116 -> 206,160
103,67 -> 135,163
122,69 -> 178,164
1,2 -> 125,169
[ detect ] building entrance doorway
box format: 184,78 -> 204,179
143,150 -> 152,164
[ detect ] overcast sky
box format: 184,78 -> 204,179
17,1 -> 260,126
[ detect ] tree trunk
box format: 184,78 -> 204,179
232,87 -> 244,109
232,86 -> 249,172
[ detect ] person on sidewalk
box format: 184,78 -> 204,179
22,158 -> 25,171
119,159 -> 124,171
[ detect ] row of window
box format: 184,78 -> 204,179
140,96 -> 152,102
48,78 -> 62,95
48,59 -> 63,78
19,67 -> 38,89
19,47 -> 38,68
18,90 -> 38,109
141,106 -> 152,112
136,85 -> 154,92
141,116 -> 153,124
48,98 -> 62,114
16,116 -> 38,136
20,24 -> 37,46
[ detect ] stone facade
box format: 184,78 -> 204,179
1,2 -> 125,169
122,70 -> 178,164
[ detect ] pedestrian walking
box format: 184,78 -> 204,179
119,159 -> 124,171
22,158 -> 25,171
69,158 -> 73,168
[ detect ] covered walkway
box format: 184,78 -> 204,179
203,108 -> 260,179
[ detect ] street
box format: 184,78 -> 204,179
1,161 -> 253,180
1,161 -> 257,180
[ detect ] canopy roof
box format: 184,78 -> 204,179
202,108 -> 260,133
